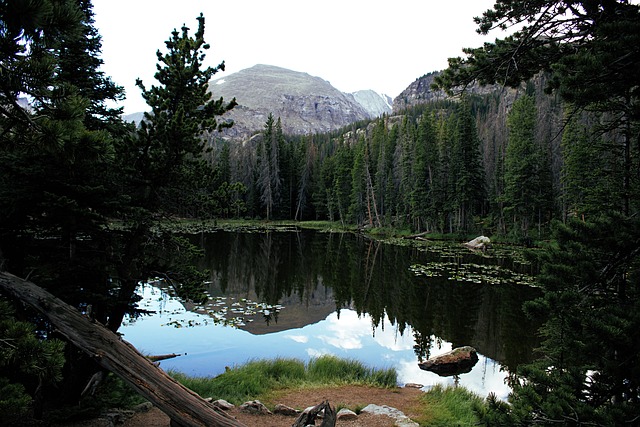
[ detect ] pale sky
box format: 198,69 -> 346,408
92,0 -> 500,114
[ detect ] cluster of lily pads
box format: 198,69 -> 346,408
188,295 -> 284,328
409,262 -> 536,286
133,281 -> 284,328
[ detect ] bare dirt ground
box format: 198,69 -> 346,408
61,385 -> 425,427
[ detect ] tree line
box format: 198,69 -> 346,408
207,85 -> 626,241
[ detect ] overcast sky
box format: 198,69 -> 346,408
92,0 -> 501,114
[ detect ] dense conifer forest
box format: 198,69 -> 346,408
205,81 -> 614,242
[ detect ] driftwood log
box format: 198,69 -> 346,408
147,353 -> 182,362
292,400 -> 336,427
0,272 -> 247,427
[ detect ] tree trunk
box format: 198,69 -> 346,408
0,272 -> 247,427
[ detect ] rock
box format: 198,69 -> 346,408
360,404 -> 418,427
239,400 -> 272,415
463,236 -> 491,251
273,403 -> 299,416
211,399 -> 235,411
418,346 -> 479,377
404,383 -> 424,389
336,408 -> 358,420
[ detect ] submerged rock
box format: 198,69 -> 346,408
418,346 -> 479,377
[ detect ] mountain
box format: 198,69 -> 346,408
391,71 -> 496,113
350,90 -> 392,117
122,112 -> 145,124
208,64 -> 373,139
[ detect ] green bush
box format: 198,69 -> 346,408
0,297 -> 66,422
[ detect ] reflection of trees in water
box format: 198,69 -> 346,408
192,231 -> 541,368
318,233 -> 541,369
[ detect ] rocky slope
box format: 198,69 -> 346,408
209,64 -> 373,139
350,90 -> 392,117
391,70 -> 499,112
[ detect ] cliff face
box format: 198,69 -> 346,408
209,64 -> 372,139
392,72 -> 447,112
350,90 -> 392,118
391,71 -> 499,112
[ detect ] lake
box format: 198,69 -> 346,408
120,229 -> 541,399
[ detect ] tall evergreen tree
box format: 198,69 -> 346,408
504,94 -> 553,237
435,1 -> 640,423
256,113 -> 282,219
450,102 -> 485,232
0,0 -> 125,411
411,111 -> 439,231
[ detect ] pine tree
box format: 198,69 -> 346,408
256,113 -> 282,219
504,94 -> 553,237
561,110 -> 624,220
436,1 -> 640,423
450,102 -> 485,232
348,138 -> 367,225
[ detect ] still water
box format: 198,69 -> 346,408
121,229 -> 540,399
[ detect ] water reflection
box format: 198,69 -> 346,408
121,230 -> 541,397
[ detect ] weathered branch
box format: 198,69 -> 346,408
0,272 -> 247,427
292,400 -> 336,427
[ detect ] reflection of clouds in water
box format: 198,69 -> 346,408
285,335 -> 308,343
317,311 -> 367,350
371,324 -> 415,352
316,310 -> 416,352
123,286 -> 515,400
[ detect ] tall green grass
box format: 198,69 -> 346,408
307,355 -> 397,385
414,384 -> 483,426
170,355 -> 397,405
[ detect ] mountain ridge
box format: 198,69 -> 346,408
208,64 -> 391,139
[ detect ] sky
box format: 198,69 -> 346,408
92,0 -> 502,114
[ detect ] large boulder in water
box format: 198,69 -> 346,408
418,346 -> 479,377
463,236 -> 491,251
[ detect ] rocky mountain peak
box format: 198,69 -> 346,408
209,64 -> 381,139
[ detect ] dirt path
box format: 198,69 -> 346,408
121,385 -> 425,427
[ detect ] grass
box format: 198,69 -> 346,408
64,357 -> 486,427
170,355 -> 397,405
413,384 -> 484,426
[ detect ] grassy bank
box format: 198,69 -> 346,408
170,355 -> 397,405
71,355 -> 486,426
169,356 -> 485,426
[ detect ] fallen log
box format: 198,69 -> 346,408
147,353 -> 182,362
0,271 -> 247,427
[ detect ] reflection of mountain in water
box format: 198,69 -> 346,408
205,275 -> 337,335
186,230 -> 541,371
